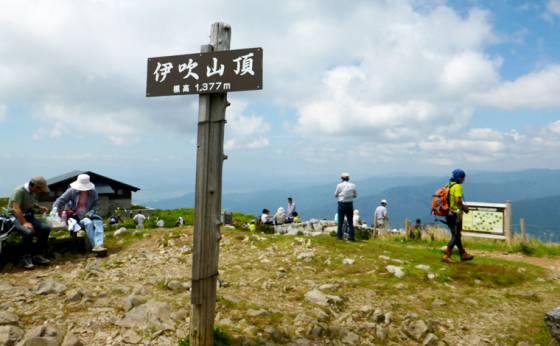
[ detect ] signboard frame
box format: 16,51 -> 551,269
462,201 -> 512,240
146,47 -> 263,97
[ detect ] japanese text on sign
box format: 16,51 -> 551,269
146,48 -> 262,97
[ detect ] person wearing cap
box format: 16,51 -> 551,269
287,197 -> 296,221
442,169 -> 474,263
334,172 -> 357,241
7,176 -> 52,269
374,199 -> 389,231
52,174 -> 106,254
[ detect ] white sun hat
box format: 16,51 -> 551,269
70,174 -> 95,191
340,172 -> 350,178
381,199 -> 388,204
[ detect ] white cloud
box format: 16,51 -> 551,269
548,0 -> 560,15
224,101 -> 270,151
476,65 -> 560,109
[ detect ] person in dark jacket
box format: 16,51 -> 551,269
52,174 -> 106,253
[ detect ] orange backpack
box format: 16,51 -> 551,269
431,183 -> 455,216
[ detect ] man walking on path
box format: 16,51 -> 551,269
374,199 -> 389,231
7,176 -> 51,269
442,169 -> 474,263
334,172 -> 357,241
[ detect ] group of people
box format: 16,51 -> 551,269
260,197 -> 300,225
334,170 -> 474,262
6,174 -> 107,269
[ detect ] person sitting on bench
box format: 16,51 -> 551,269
7,176 -> 51,269
52,174 -> 106,254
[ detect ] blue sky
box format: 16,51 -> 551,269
1,0 -> 560,203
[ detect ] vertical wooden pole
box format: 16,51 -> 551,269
520,218 -> 527,245
504,201 -> 512,245
404,219 -> 411,239
190,22 -> 231,346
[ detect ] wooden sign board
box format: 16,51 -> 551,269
462,202 -> 510,240
146,47 -> 262,97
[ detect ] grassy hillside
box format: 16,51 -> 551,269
2,210 -> 560,344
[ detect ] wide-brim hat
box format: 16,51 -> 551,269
70,174 -> 95,191
381,199 -> 388,204
341,172 -> 350,178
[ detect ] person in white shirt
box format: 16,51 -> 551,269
273,207 -> 286,225
133,211 -> 146,229
287,197 -> 296,221
334,172 -> 357,241
353,209 -> 362,227
260,209 -> 273,225
374,199 -> 389,231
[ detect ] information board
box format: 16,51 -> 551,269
462,202 -> 507,236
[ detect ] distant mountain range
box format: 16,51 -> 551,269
145,169 -> 560,241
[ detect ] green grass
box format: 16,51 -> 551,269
178,327 -> 232,346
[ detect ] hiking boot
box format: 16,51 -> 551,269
441,248 -> 454,263
21,255 -> 35,270
460,251 -> 474,261
32,255 -> 50,266
92,245 -> 107,253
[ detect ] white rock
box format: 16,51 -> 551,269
297,252 -> 315,261
114,227 -> 128,237
304,289 -> 342,306
415,264 -> 431,271
386,265 -> 405,278
342,258 -> 355,265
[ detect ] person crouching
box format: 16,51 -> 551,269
52,174 -> 107,254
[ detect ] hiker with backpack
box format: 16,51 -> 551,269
433,169 -> 474,263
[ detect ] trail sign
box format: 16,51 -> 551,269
146,47 -> 263,97
146,22 -> 263,345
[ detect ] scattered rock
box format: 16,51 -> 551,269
65,288 -> 85,303
402,319 -> 429,341
309,324 -> 323,337
395,283 -> 408,289
373,309 -> 385,323
166,280 -> 189,292
342,258 -> 355,265
36,279 -> 67,295
297,252 -> 315,262
0,312 -> 19,326
384,312 -> 393,325
20,324 -> 63,346
432,299 -> 447,308
117,300 -> 174,331
124,294 -> 148,312
122,329 -> 142,344
415,264 -> 431,271
318,283 -> 338,291
386,265 -> 405,278
427,273 -> 436,280
304,289 -> 342,307
114,227 -> 128,237
0,325 -> 24,346
376,324 -> 388,340
423,333 -> 439,346
62,332 -> 83,346
171,309 -> 188,322
359,304 -> 374,315
545,307 -> 560,341
264,325 -> 281,339
342,331 -> 360,344
248,309 -> 271,317
379,255 -> 391,261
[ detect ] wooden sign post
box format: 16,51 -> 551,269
146,22 -> 263,346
